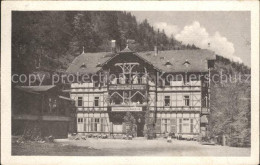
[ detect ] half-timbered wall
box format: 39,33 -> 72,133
77,113 -> 110,133
70,83 -> 108,111
155,113 -> 200,135
69,50 -> 211,136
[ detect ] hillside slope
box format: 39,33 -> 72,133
12,11 -> 192,74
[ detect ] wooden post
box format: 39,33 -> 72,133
222,134 -> 226,146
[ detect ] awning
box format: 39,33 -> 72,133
59,95 -> 74,101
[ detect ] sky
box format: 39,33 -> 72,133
131,11 -> 251,66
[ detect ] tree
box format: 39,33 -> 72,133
123,112 -> 136,137
208,55 -> 251,147
143,106 -> 156,139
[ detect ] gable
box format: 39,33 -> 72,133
102,52 -> 158,73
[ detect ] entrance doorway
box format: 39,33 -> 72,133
136,122 -> 144,137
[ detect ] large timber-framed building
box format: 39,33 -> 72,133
66,45 -> 216,137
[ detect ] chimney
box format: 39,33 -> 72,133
111,40 -> 116,53
154,46 -> 158,56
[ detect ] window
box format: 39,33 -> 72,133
182,118 -> 190,133
162,119 -> 170,133
78,97 -> 83,107
94,97 -> 99,107
83,118 -> 87,132
91,118 -> 100,132
48,98 -> 57,113
179,119 -> 182,133
184,96 -> 190,106
164,96 -> 170,106
78,118 -> 83,123
190,119 -> 194,133
101,118 -> 106,132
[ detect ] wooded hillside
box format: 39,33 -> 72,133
12,11 -> 196,74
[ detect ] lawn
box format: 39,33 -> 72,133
12,141 -> 105,156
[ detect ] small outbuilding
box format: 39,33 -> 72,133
12,85 -> 76,139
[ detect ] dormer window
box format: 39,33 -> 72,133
96,62 -> 101,67
183,59 -> 191,67
80,63 -> 87,69
160,57 -> 165,60
165,60 -> 172,68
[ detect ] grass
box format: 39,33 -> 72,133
12,141 -> 103,156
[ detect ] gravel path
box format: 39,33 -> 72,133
54,138 -> 250,156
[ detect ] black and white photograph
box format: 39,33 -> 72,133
1,1 -> 259,165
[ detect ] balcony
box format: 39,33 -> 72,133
111,106 -> 143,112
109,84 -> 147,90
109,101 -> 147,107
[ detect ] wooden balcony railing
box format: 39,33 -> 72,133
108,84 -> 147,90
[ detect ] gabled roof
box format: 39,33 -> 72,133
66,52 -> 114,74
137,49 -> 215,72
66,49 -> 216,73
120,45 -> 133,53
15,85 -> 56,94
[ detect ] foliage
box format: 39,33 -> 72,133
143,107 -> 156,139
123,112 -> 136,137
208,55 -> 251,147
144,104 -> 155,139
12,11 -> 197,75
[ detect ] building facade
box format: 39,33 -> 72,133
12,85 -> 76,138
67,46 -> 216,138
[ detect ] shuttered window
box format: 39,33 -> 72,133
83,118 -> 87,132
179,119 -> 182,133
170,118 -> 177,133
190,119 -> 193,133
161,119 -> 170,133
100,118 -> 106,132
155,119 -> 161,133
91,118 -> 99,132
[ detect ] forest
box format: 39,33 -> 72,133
12,11 -> 196,74
12,11 -> 251,147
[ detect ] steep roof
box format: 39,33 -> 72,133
136,49 -> 215,72
66,52 -> 114,74
66,49 -> 215,73
15,85 -> 56,94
